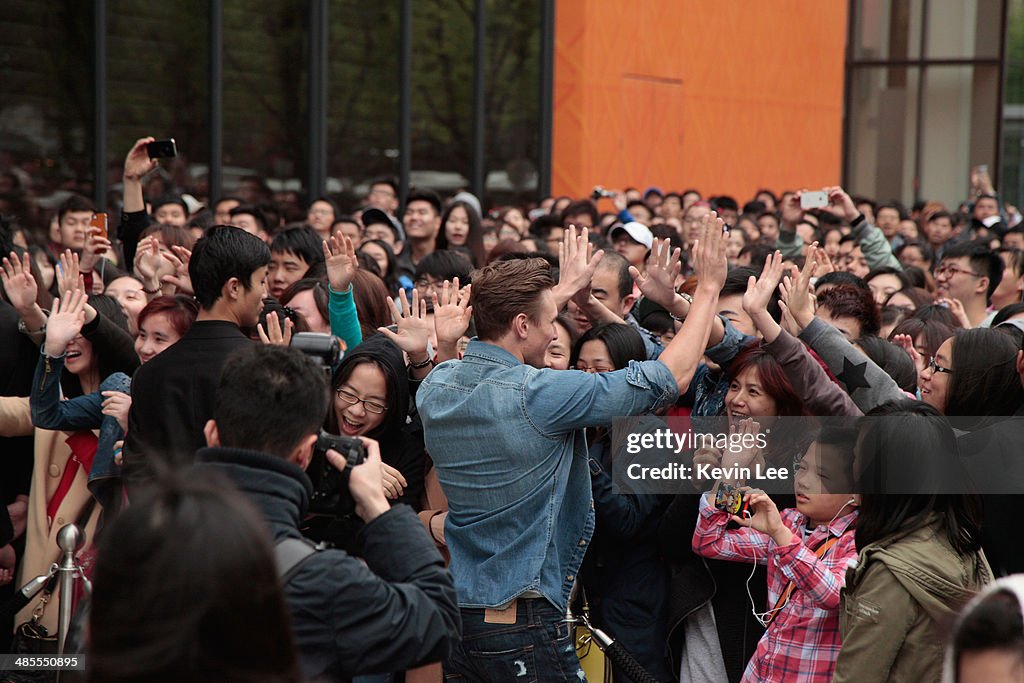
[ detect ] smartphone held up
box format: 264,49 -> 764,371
146,138 -> 178,160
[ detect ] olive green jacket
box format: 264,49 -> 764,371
833,518 -> 992,683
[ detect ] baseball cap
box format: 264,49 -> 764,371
362,207 -> 406,242
609,221 -> 654,249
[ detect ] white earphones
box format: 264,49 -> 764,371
745,497 -> 858,627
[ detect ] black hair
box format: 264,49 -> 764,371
229,204 -> 268,231
814,271 -> 869,292
738,243 -> 775,268
639,310 -> 674,337
414,249 -> 473,284
854,335 -> 917,394
945,328 -> 1024,422
953,589 -> 1024,678
594,250 -> 632,300
57,194 -> 95,224
929,209 -> 954,225
554,312 -> 578,346
404,187 -> 443,216
561,199 -> 600,227
88,468 -> 302,683
742,200 -> 767,215
942,241 -> 1005,302
528,214 -> 564,239
270,226 -> 324,270
712,195 -> 739,212
151,195 -> 189,216
865,266 -> 911,292
992,303 -> 1024,327
852,195 -> 877,215
883,286 -> 933,312
189,226 -> 272,310
569,322 -> 647,371
214,345 -> 329,456
436,200 -> 487,267
877,202 -> 907,220
900,266 -> 930,290
722,266 -> 781,322
626,199 -> 651,215
855,399 -> 982,556
369,176 -> 399,195
913,303 -> 964,328
308,195 -> 339,217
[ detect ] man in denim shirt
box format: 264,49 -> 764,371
417,221 -> 729,681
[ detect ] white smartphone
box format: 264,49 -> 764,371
800,191 -> 828,210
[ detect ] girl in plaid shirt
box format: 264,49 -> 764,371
693,439 -> 859,683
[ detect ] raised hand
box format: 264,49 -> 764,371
124,137 -> 159,181
80,225 -> 111,274
57,250 -> 84,297
822,186 -> 859,223
812,244 -> 835,277
631,238 -> 683,309
160,246 -> 193,295
378,289 -> 432,363
742,250 -> 785,316
779,242 -> 820,331
323,234 -> 358,293
780,192 -> 803,228
101,390 -> 132,432
432,277 -> 473,350
1,251 -> 38,312
134,236 -> 173,292
935,297 -> 971,328
892,333 -> 926,375
553,225 -> 604,309
690,212 -> 728,291
44,289 -> 87,357
257,310 -> 294,346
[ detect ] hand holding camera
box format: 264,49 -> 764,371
324,435 -> 390,523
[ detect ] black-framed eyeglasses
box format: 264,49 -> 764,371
336,388 -> 387,414
926,357 -> 954,375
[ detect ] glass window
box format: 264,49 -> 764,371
326,1 -> 400,209
1000,0 -> 1024,208
919,65 -> 1000,206
0,0 -> 94,229
223,0 -> 308,214
851,0 -> 921,61
924,0 -> 1001,60
846,67 -> 920,206
409,0 -> 473,197
107,0 -> 209,203
485,0 -> 541,207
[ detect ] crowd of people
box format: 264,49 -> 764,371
0,136 -> 1023,683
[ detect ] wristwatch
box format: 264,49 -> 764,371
17,319 -> 46,336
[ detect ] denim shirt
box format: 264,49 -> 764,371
30,350 -> 130,511
416,339 -> 679,611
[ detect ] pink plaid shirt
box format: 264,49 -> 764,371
693,494 -> 859,683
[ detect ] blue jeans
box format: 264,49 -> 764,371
444,599 -> 586,682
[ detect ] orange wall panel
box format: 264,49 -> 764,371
552,0 -> 848,202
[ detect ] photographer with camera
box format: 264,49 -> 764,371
196,343 -> 459,682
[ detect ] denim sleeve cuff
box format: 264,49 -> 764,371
627,359 -> 680,405
704,316 -> 752,365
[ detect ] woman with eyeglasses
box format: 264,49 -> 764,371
566,322 -> 677,682
318,334 -> 426,552
917,327 -> 1023,423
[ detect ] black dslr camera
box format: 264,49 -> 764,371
289,332 -> 363,516
306,430 -> 367,517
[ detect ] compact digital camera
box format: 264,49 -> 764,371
306,430 -> 367,517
